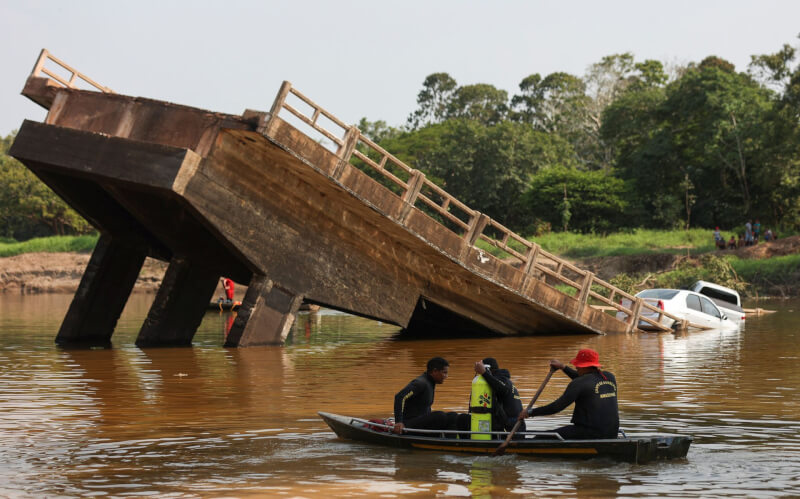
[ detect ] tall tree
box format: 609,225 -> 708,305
585,53 -> 636,110
510,72 -> 588,134
668,57 -> 772,221
627,60 -> 669,91
604,57 -> 777,229
357,118 -> 401,143
521,167 -> 627,234
749,36 -> 800,228
445,84 -> 509,125
750,41 -> 797,92
406,73 -> 458,130
581,53 -> 637,171
0,132 -> 92,239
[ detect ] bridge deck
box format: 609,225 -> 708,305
8,50 -> 682,346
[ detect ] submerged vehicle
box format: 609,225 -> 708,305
319,412 -> 692,464
690,280 -> 745,322
617,288 -> 740,331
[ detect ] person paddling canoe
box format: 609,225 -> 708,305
517,348 -> 619,439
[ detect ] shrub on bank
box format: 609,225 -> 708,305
0,234 -> 98,258
731,254 -> 800,298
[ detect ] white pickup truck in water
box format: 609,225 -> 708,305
616,280 -> 745,330
690,280 -> 745,323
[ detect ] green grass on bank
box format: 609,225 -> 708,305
533,228 -> 717,258
732,253 -> 800,279
0,234 -> 99,258
477,228 -> 718,260
731,253 -> 800,294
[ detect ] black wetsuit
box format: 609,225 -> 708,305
394,373 -> 453,430
530,367 -> 619,439
480,368 -> 525,434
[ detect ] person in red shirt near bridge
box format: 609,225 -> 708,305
518,348 -> 619,439
221,277 -> 235,302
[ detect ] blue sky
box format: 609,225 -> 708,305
2,0 -> 799,136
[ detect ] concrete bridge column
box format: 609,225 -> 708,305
56,234 -> 147,347
136,258 -> 220,347
224,275 -> 303,347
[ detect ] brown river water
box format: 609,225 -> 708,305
1,293 -> 799,497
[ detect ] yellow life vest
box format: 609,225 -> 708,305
469,373 -> 492,440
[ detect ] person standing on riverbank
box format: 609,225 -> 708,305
745,220 -> 754,246
518,348 -> 619,439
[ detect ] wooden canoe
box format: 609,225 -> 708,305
319,412 -> 691,464
208,300 -> 241,311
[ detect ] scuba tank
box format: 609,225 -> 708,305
469,366 -> 493,440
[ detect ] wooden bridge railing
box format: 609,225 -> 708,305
266,81 -> 687,333
30,49 -> 114,94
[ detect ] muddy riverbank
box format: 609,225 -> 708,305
3,235 -> 798,297
0,252 -> 166,294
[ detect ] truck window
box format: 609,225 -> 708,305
697,286 -> 738,306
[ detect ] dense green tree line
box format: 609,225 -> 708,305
0,133 -> 91,240
362,37 -> 800,235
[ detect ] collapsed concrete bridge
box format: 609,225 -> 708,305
9,50 -> 677,347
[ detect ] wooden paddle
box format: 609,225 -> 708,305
493,366 -> 557,456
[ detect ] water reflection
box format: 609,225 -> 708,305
0,294 -> 799,496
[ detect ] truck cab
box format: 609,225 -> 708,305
690,281 -> 745,322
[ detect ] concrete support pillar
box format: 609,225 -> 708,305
136,258 -> 220,347
225,274 -> 303,347
56,234 -> 146,347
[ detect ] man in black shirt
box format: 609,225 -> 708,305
518,348 -> 619,439
474,357 -> 525,435
393,357 -> 456,434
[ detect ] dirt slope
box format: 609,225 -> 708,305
0,252 -> 167,294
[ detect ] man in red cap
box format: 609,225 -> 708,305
517,348 -> 619,439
